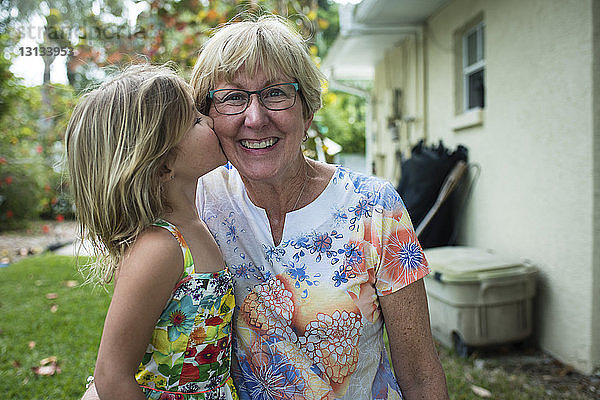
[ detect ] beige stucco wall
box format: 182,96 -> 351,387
372,32 -> 425,184
592,0 -> 600,375
417,0 -> 597,374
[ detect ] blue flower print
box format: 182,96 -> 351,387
350,198 -> 371,219
288,235 -> 311,250
341,242 -> 363,268
222,212 -> 243,244
348,198 -> 374,230
233,263 -> 256,279
332,270 -> 348,287
400,242 -> 424,270
238,341 -> 306,400
287,263 -> 308,283
263,244 -> 285,264
285,261 -> 320,290
312,233 -> 332,253
157,295 -> 196,341
331,208 -> 348,227
375,182 -> 403,210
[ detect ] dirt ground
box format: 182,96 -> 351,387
448,343 -> 600,399
1,221 -> 599,398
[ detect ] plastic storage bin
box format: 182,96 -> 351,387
423,246 -> 537,356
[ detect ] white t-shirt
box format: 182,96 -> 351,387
197,164 -> 430,400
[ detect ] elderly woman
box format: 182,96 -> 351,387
191,15 -> 448,400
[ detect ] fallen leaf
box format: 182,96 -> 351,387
471,385 -> 492,398
32,356 -> 61,376
557,366 -> 574,376
50,304 -> 58,313
45,293 -> 58,300
28,341 -> 36,349
40,356 -> 57,365
32,364 -> 61,376
63,280 -> 78,288
11,360 -> 21,368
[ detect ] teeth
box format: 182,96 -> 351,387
241,138 -> 278,149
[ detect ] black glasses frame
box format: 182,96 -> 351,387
208,82 -> 299,115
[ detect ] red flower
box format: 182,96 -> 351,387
36,145 -> 43,154
178,363 -> 199,385
184,347 -> 197,359
195,344 -> 221,365
42,225 -> 50,234
205,316 -> 223,326
5,176 -> 12,185
158,393 -> 184,400
6,210 -> 13,218
217,336 -> 230,350
56,214 -> 65,222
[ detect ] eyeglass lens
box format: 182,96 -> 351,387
212,83 -> 297,115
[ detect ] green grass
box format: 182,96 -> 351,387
0,254 -> 110,400
0,254 -> 584,399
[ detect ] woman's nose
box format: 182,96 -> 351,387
243,94 -> 269,127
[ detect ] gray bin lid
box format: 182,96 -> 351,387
424,246 -> 536,283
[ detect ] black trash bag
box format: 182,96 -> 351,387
396,140 -> 468,249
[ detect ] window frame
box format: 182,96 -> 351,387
462,22 -> 485,112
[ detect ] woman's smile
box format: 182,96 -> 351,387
239,137 -> 279,150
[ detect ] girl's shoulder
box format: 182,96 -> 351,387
116,225 -> 184,286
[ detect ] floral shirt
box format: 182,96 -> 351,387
135,220 -> 238,400
196,165 -> 430,400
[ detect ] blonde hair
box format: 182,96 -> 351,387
65,64 -> 196,284
190,14 -> 326,119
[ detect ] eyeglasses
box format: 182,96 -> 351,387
209,82 -> 299,115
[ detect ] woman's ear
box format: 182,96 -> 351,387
159,164 -> 173,183
304,112 -> 314,133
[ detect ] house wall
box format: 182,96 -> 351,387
592,0 -> 600,375
418,0 -> 597,374
372,31 -> 425,185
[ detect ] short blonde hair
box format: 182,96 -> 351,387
190,14 -> 326,119
65,64 -> 195,283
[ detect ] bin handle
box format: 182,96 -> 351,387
480,278 -> 528,301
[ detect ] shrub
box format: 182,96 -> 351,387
0,165 -> 43,230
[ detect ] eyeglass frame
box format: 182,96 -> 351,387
208,82 -> 300,115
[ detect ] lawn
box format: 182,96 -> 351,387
0,254 -> 110,399
0,254 -> 589,399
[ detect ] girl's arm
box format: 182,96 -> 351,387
93,228 -> 184,400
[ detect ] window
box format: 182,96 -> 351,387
462,23 -> 485,111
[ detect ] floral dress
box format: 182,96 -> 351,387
135,220 -> 238,400
197,165 -> 431,400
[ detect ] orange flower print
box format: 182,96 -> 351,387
172,228 -> 188,248
302,310 -> 362,384
241,277 -> 295,334
189,327 -> 207,345
379,225 -> 429,293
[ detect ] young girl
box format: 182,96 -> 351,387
65,64 -> 237,400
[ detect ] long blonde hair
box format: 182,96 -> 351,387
190,14 -> 326,119
65,64 -> 196,283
